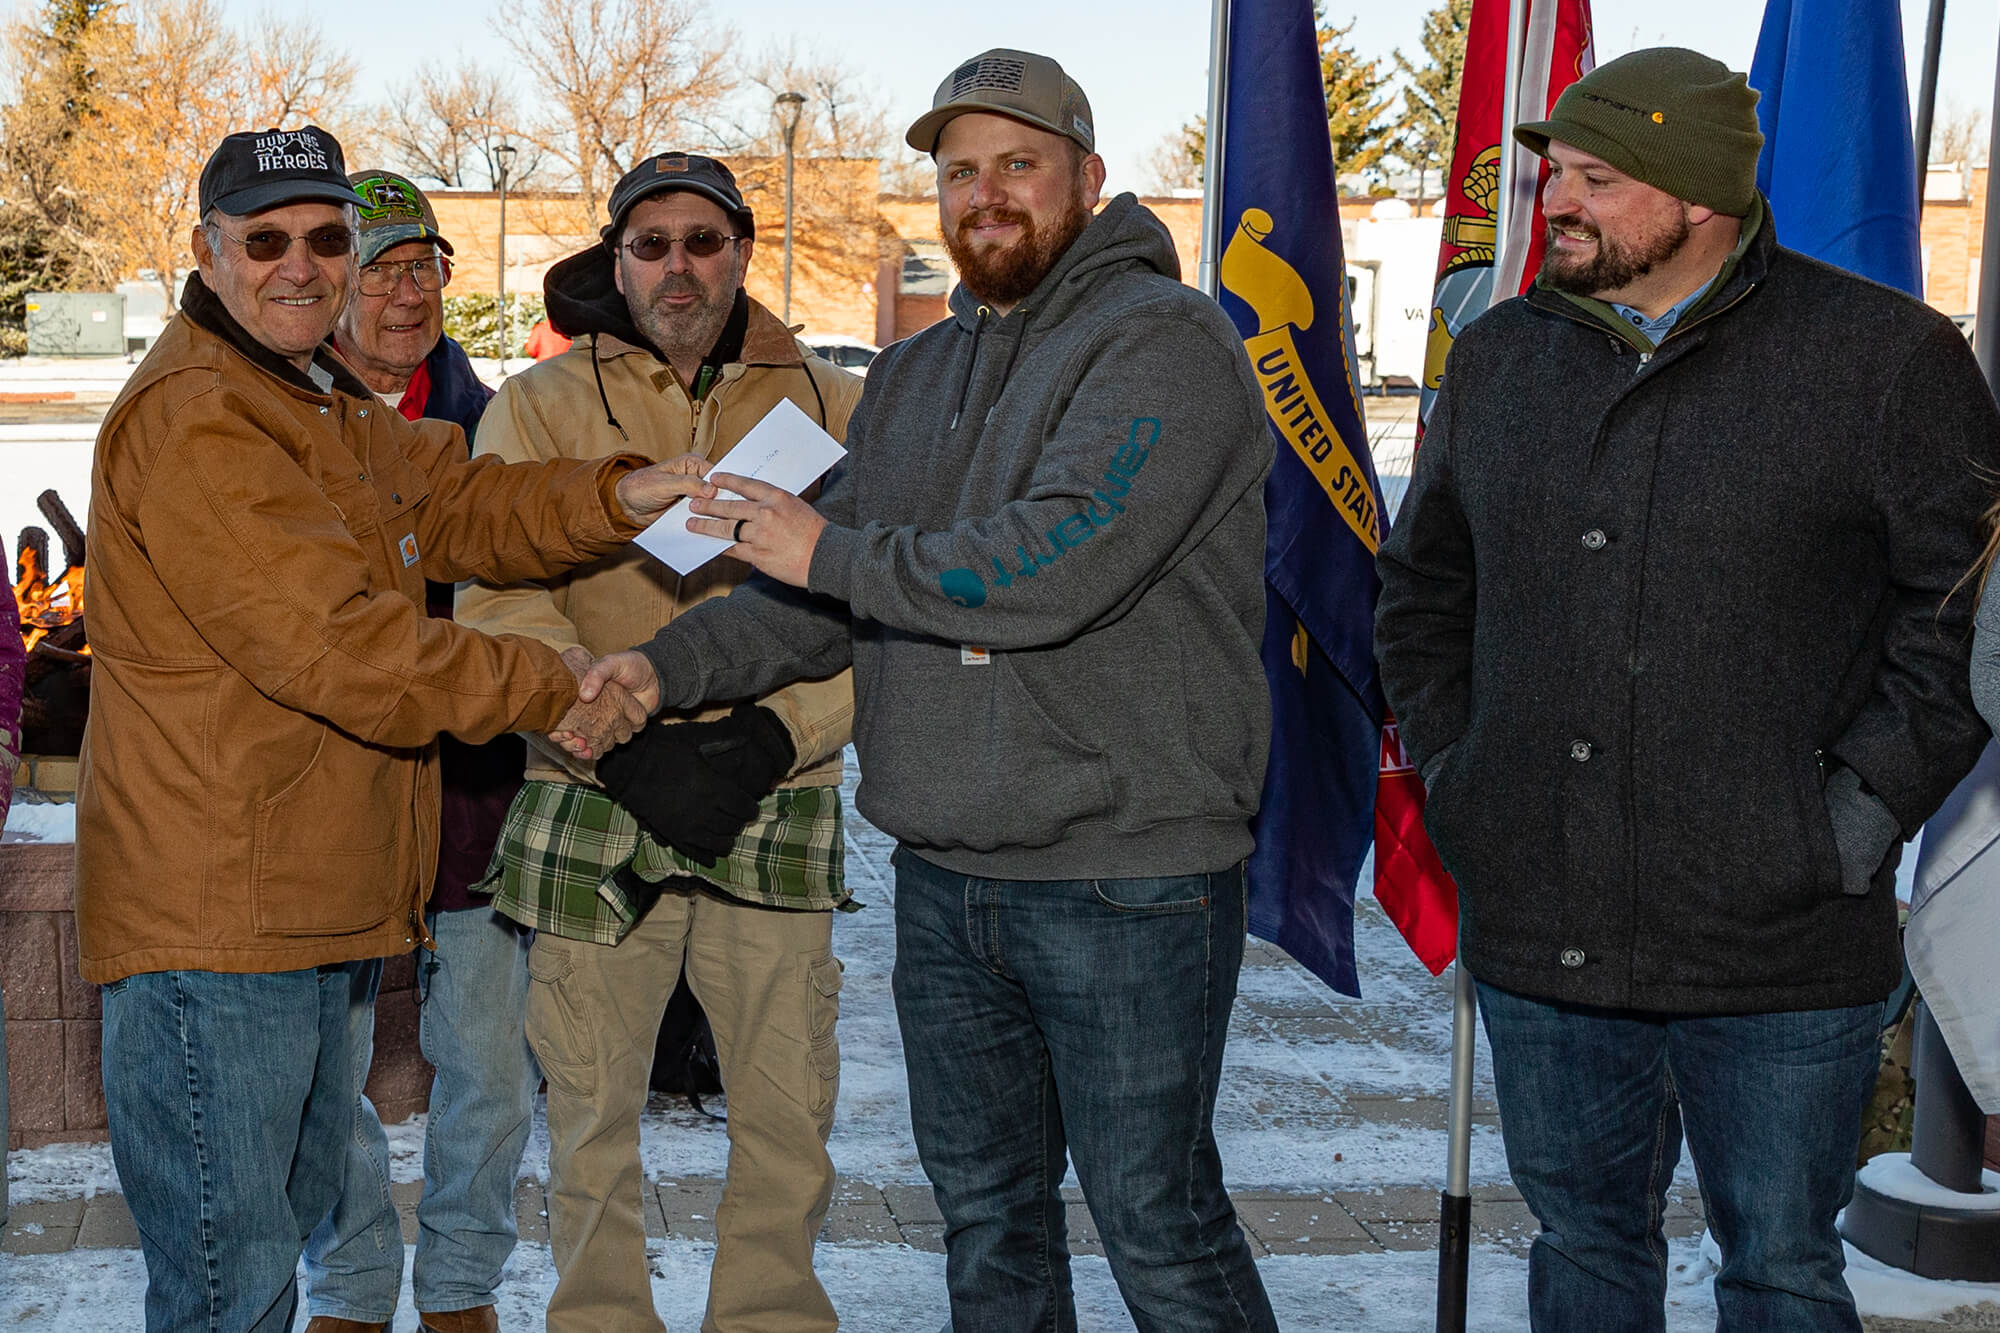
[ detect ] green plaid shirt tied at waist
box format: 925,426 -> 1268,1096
481,779 -> 850,945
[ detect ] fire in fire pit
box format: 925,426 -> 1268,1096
11,488 -> 90,756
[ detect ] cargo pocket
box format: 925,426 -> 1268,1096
525,941 -> 598,1100
805,951 -> 843,1131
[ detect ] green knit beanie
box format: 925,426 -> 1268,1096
1514,47 -> 1764,216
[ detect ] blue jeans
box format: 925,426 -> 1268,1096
891,847 -> 1275,1333
101,964 -> 359,1333
1476,981 -> 1883,1333
306,907 -> 540,1320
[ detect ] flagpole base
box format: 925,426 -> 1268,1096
1839,1153 -> 2000,1283
1434,1189 -> 1471,1333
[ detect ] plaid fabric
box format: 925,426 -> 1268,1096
483,780 -> 849,944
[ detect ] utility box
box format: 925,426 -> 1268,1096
25,292 -> 127,356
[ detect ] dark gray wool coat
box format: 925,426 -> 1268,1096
1376,202 -> 2000,1014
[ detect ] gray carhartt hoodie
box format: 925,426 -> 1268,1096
640,193 -> 1273,879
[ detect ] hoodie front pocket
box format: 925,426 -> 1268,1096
855,644 -> 1115,853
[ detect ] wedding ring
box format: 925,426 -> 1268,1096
733,518 -> 747,542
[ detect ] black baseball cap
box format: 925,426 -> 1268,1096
601,152 -> 755,244
199,126 -> 366,217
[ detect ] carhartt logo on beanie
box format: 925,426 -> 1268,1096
1514,47 -> 1764,216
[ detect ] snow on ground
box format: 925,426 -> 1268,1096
1,801 -> 77,845
0,1234 -> 1728,1331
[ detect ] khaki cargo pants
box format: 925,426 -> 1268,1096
527,879 -> 843,1333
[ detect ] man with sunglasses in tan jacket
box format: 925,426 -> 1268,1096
457,151 -> 861,1332
78,125 -> 709,1333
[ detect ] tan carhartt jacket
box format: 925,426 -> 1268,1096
76,276 -> 649,982
458,298 -> 862,786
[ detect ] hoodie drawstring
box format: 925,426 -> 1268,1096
949,306 -> 989,430
990,308 -> 1032,420
589,334 -> 630,441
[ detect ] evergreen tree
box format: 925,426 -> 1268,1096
1392,0 -> 1473,198
0,0 -> 119,345
1321,14 -> 1397,178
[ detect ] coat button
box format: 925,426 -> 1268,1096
358,407 -> 368,417
1581,528 -> 1607,550
1569,739 -> 1593,762
391,492 -> 402,503
1560,947 -> 1586,968
318,405 -> 329,414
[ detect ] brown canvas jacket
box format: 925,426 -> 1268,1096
76,277 -> 650,983
458,298 -> 863,787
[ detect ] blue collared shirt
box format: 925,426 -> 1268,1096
1611,278 -> 1715,350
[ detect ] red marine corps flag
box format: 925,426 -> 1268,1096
1373,0 -> 1594,978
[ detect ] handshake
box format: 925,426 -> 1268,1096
548,648 -> 794,863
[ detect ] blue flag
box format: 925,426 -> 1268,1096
1215,0 -> 1386,997
1750,0 -> 1921,295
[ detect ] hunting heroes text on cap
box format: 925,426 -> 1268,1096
198,126 -> 365,217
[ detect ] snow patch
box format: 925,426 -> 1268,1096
1855,1152 -> 2000,1210
0,1235 -> 1731,1331
2,802 -> 77,845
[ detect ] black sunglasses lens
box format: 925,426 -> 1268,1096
242,232 -> 290,261
682,229 -> 727,257
628,234 -> 671,261
306,228 -> 353,257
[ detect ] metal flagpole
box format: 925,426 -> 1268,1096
1438,5 -> 1528,1329
1197,0 -> 1233,297
1912,0 -> 1947,192
1977,28 -> 2000,390
1435,962 -> 1478,1331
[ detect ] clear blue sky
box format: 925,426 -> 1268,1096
200,0 -> 1997,190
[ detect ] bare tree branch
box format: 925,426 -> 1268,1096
493,0 -> 736,219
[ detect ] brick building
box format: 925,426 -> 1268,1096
1919,161 -> 1987,317
430,159 -> 1206,347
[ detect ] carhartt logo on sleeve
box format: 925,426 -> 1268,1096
399,533 -> 420,567
960,646 -> 990,666
936,417 -> 1158,608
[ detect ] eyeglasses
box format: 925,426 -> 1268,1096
212,225 -> 355,262
619,228 -> 745,261
358,256 -> 448,297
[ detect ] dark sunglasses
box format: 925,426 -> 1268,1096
214,225 -> 355,262
619,228 -> 745,261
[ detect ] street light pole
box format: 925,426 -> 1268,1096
776,90 -> 806,326
493,142 -> 518,375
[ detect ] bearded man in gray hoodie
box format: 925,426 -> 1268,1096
566,47 -> 1279,1333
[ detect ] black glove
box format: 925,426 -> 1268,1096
596,705 -> 796,864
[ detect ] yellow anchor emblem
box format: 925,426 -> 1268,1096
1219,208 -> 1380,552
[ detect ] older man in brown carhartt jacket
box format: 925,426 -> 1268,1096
77,125 -> 706,1333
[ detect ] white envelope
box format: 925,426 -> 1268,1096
635,397 -> 847,575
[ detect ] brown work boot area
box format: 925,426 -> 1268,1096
301,1320 -> 388,1333
420,1307 -> 500,1333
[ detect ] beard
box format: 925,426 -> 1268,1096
1540,206 -> 1692,298
942,186 -> 1094,308
630,269 -> 736,365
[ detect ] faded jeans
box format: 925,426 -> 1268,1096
101,964 -> 358,1333
305,907 -> 540,1321
1476,981 -> 1883,1333
891,847 -> 1276,1333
